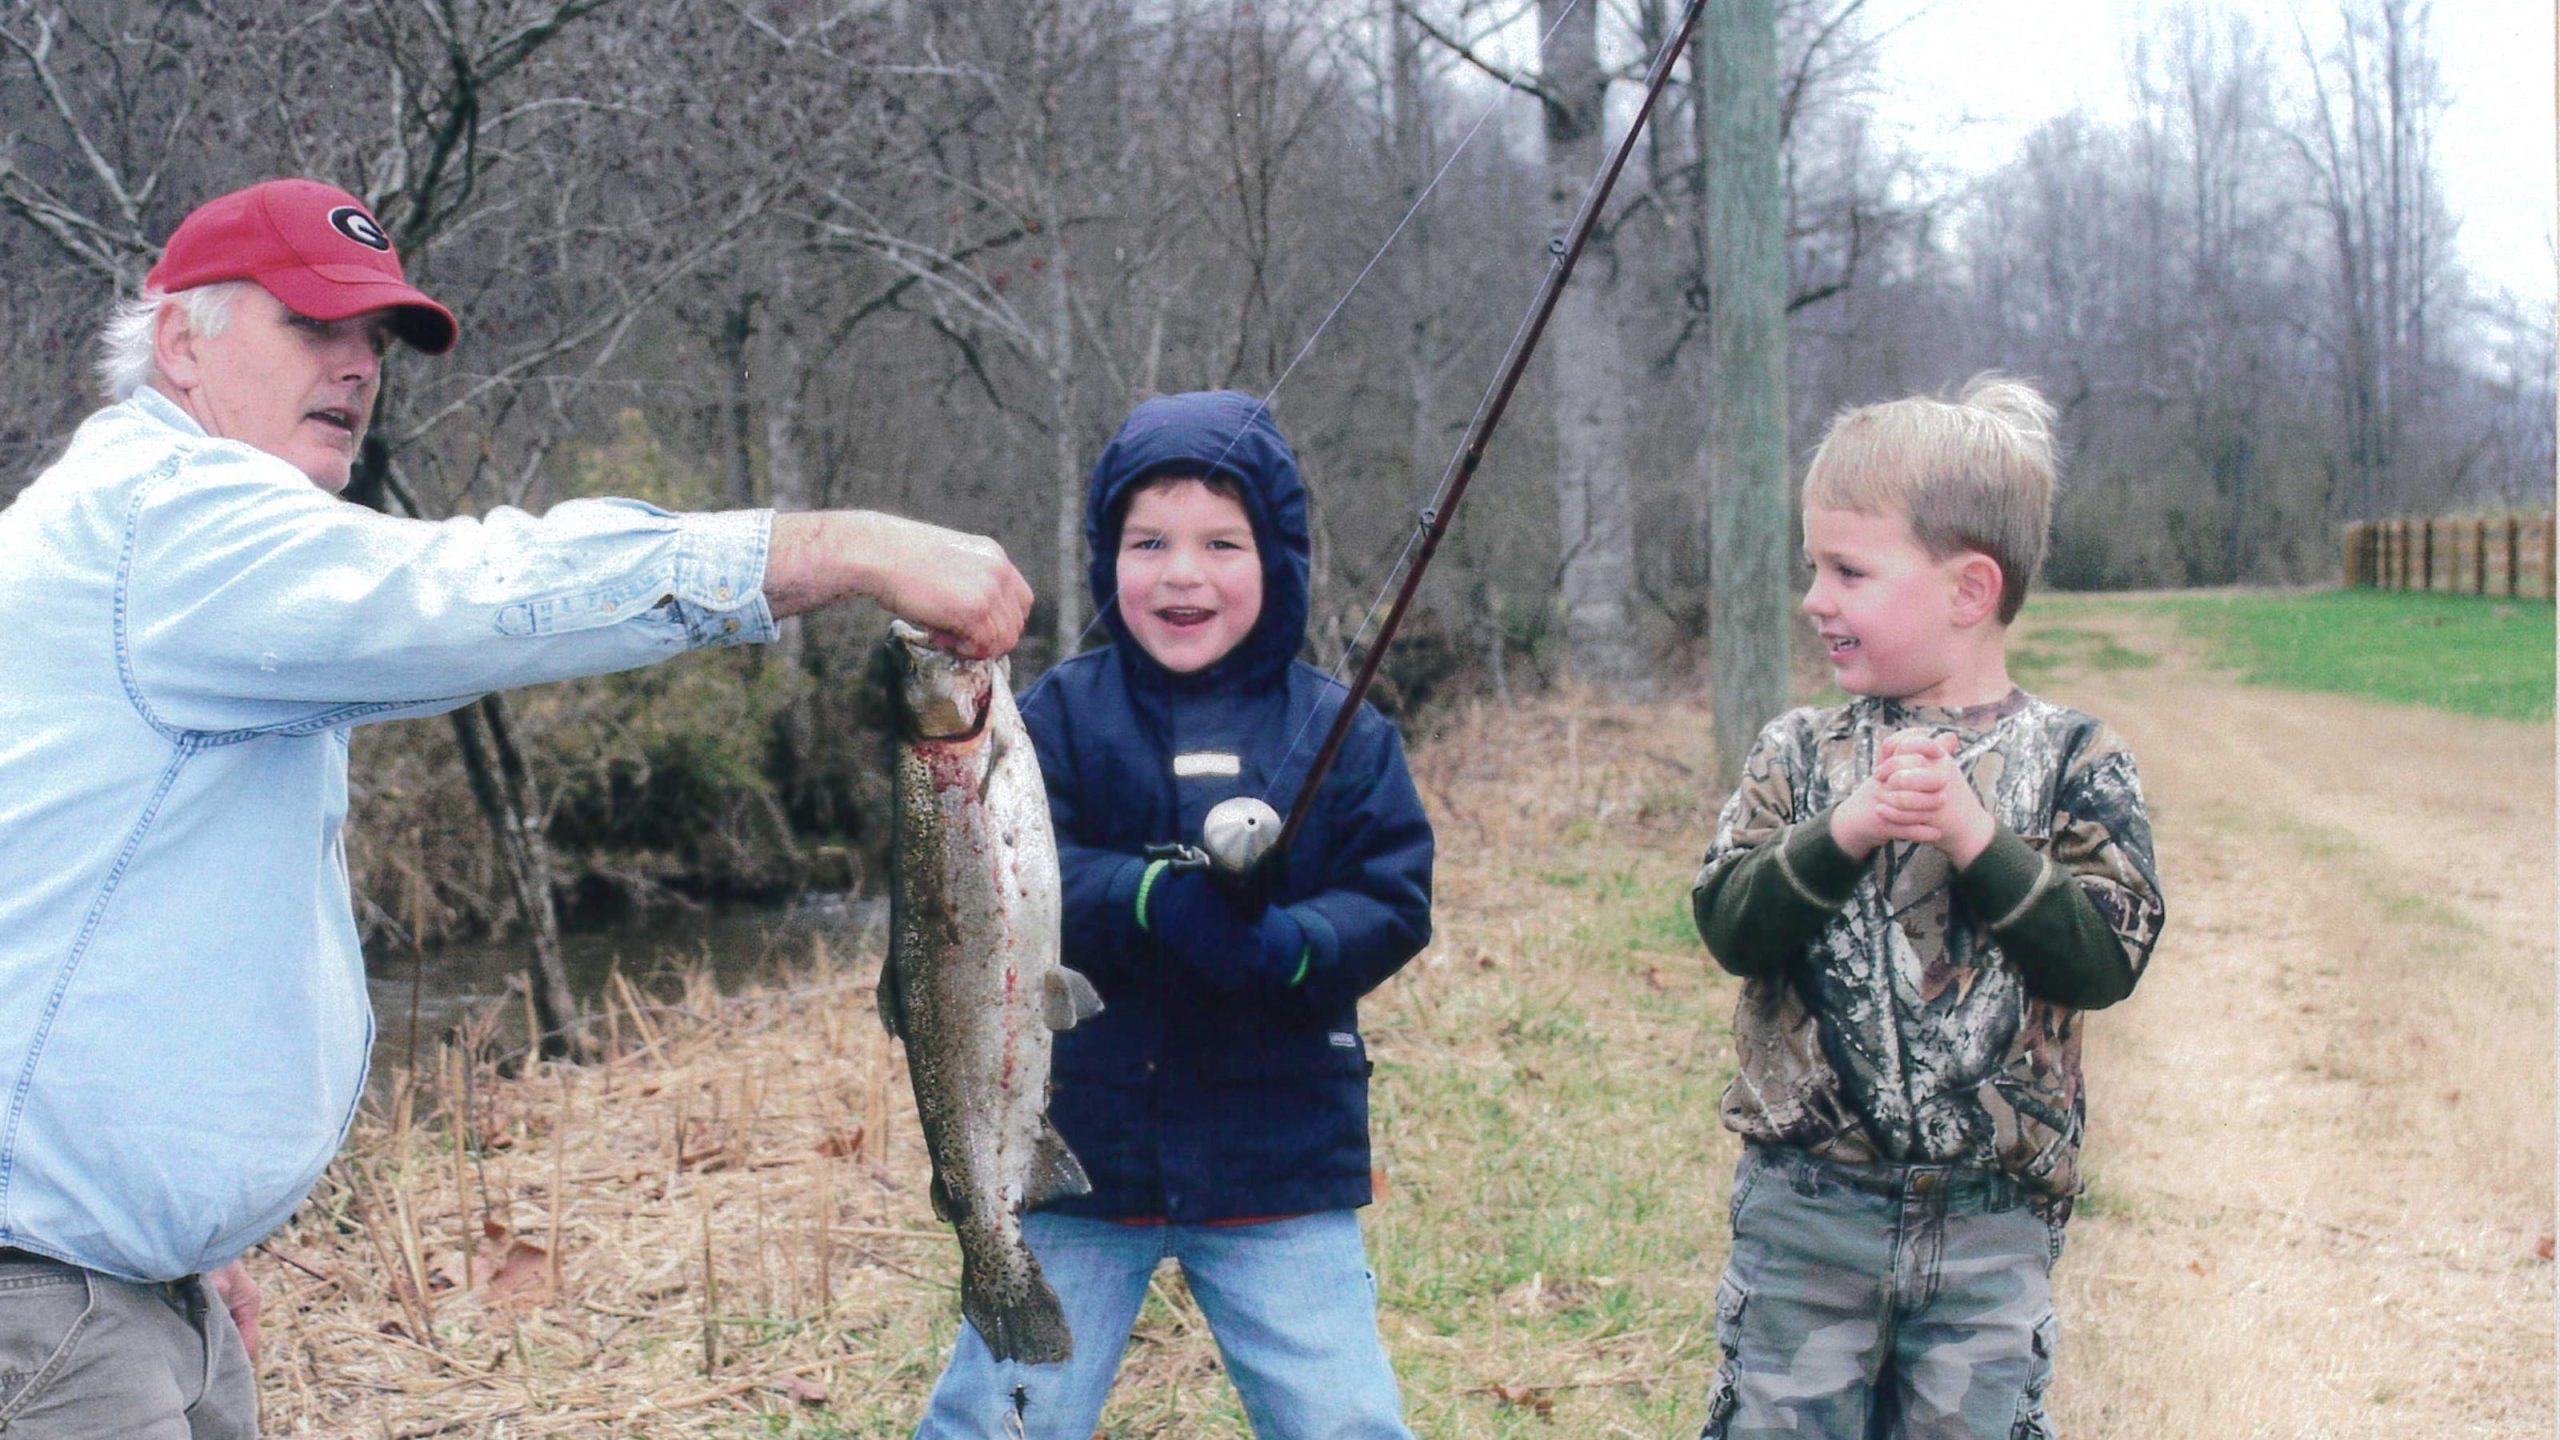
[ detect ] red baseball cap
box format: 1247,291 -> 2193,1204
145,179 -> 459,355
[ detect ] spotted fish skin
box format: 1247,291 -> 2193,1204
882,622 -> 1101,1365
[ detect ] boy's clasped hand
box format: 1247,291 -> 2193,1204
1830,728 -> 1998,867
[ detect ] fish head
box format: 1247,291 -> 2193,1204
888,620 -> 1001,741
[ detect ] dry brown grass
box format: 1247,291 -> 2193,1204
267,689 -> 1744,1439
260,961 -> 959,1435
257,607 -> 2556,1436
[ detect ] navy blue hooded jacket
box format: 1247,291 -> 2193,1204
1021,390 -> 1435,1223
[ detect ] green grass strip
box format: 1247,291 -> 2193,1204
2145,589 -> 2554,722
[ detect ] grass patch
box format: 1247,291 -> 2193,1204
2011,624 -> 2161,685
2260,814 -> 2368,861
2375,888 -> 2480,934
2145,590 -> 2554,722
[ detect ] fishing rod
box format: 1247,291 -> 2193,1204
1193,0 -> 1714,881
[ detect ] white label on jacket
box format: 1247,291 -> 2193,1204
1173,752 -> 1241,778
1329,1032 -> 1360,1049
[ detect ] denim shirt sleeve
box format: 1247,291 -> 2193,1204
117,438 -> 778,735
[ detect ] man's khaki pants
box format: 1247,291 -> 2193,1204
0,1252 -> 256,1437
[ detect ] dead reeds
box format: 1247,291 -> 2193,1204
261,687 -> 1741,1438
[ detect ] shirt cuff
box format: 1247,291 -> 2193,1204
1777,811 -> 1864,906
1102,855 -> 1151,950
1287,903 -> 1338,979
1257,907 -> 1308,985
668,509 -> 778,649
1952,827 -> 2053,930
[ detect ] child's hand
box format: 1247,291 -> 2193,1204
1827,741 -> 1940,859
1143,866 -> 1303,994
1873,731 -> 1997,867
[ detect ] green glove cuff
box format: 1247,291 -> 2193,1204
1286,946 -> 1312,988
1134,859 -> 1172,934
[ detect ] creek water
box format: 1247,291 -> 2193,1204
362,893 -> 888,1082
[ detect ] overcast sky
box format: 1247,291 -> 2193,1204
1856,0 -> 2557,309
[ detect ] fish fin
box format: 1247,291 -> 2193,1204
963,1253 -> 1075,1366
929,1167 -> 968,1223
980,725 -> 1008,801
1021,1119 -> 1092,1208
1040,966 -> 1104,1031
881,783 -> 909,1037
875,958 -> 906,1039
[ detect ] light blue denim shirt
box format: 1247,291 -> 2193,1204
0,388 -> 777,1281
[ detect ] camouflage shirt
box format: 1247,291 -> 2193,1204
1693,689 -> 2165,1198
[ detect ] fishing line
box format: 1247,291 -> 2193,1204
1257,270 -> 1562,806
1013,0 -> 1586,715
1257,3 -> 1680,808
1248,0 -> 1710,863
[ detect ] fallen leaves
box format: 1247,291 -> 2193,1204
471,1220 -> 555,1307
782,1374 -> 829,1406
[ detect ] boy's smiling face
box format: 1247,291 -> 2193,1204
1116,476 -> 1263,674
1801,501 -> 2000,707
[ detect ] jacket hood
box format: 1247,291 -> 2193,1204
1084,389 -> 1309,688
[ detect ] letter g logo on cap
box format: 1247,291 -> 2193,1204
327,206 -> 391,251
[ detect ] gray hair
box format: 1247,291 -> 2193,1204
94,281 -> 254,402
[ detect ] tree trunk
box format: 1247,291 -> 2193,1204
1390,0 -> 1439,495
1540,0 -> 1644,690
762,268 -> 811,669
1049,223 -> 1085,658
449,697 -> 586,1061
717,295 -> 759,512
759,264 -> 817,818
1043,48 -> 1087,661
355,422 -> 589,1063
1703,0 -> 1792,787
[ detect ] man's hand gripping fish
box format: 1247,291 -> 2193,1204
882,621 -> 1102,1364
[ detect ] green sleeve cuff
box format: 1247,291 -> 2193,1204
1955,828 -> 2138,1009
1779,810 -> 1865,905
1694,814 -> 1862,982
1134,859 -> 1171,934
1952,828 -> 2049,926
1286,946 -> 1312,987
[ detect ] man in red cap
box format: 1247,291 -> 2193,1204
0,178 -> 1033,1434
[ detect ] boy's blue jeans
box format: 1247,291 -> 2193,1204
916,1209 -> 1412,1440
1700,1144 -> 2065,1440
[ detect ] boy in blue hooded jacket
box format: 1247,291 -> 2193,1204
915,391 -> 1435,1439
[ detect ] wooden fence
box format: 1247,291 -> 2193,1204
2343,514 -> 2556,599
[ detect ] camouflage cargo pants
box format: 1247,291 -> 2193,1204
1699,1144 -> 2065,1440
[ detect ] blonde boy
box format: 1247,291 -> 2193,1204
1690,376 -> 2167,1438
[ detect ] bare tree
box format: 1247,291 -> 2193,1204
1538,0 -> 1643,688
2287,0 -> 2454,520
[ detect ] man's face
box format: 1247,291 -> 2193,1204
162,286 -> 395,492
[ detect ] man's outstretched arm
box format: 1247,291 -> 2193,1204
766,510 -> 1033,658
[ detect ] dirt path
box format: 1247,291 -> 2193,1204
2026,608 -> 2554,1436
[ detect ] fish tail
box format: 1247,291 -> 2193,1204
961,1251 -> 1075,1366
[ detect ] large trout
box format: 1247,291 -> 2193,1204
882,621 -> 1101,1364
